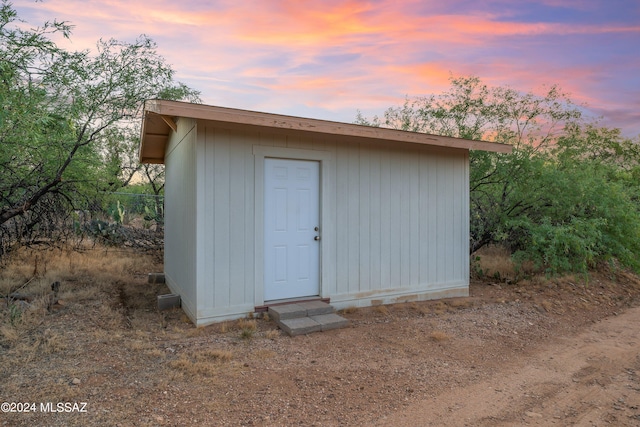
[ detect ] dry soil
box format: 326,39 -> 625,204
1,255 -> 640,426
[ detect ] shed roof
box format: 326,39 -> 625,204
139,99 -> 512,164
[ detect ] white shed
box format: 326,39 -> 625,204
139,100 -> 511,326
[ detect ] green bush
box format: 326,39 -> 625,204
359,76 -> 640,275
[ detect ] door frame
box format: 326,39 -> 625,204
253,146 -> 333,305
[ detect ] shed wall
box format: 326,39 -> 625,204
330,140 -> 469,307
189,122 -> 469,324
163,118 -> 198,321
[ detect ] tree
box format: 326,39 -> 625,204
357,76 -> 583,252
357,76 -> 640,275
0,1 -> 199,254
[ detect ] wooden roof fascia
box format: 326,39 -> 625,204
139,99 -> 512,163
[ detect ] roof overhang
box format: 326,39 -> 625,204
139,99 -> 512,164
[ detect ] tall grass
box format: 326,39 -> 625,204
0,245 -> 163,352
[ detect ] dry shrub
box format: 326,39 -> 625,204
264,329 -> 280,339
145,348 -> 165,358
0,297 -> 53,351
472,245 -> 530,282
217,321 -> 231,334
95,304 -> 124,330
409,302 -> 430,316
127,339 -> 153,352
253,349 -> 276,359
449,298 -> 473,309
0,249 -> 40,289
1,247 -> 164,324
0,324 -> 20,345
429,331 -> 450,342
236,318 -> 257,340
236,318 -> 257,331
195,349 -> 233,362
340,306 -> 358,314
169,349 -> 233,377
1,244 -> 160,284
373,305 -> 390,316
554,274 -> 585,288
38,328 -> 67,354
540,300 -> 554,312
432,301 -> 448,315
168,356 -> 214,376
185,326 -> 208,338
90,328 -> 111,342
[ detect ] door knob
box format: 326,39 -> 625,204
314,226 -> 319,231
314,236 -> 320,241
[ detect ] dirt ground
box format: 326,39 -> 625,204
1,250 -> 640,426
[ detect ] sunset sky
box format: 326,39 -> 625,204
12,0 -> 640,137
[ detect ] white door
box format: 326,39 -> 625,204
264,158 -> 320,301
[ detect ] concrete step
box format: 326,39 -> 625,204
269,300 -> 334,322
269,301 -> 349,336
309,313 -> 350,332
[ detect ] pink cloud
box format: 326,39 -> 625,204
11,0 -> 639,136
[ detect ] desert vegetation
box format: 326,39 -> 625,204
0,0 -> 198,259
358,76 -> 640,276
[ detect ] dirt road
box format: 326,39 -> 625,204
381,307 -> 640,426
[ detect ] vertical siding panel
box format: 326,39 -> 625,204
213,129 -> 231,307
369,145 -> 382,289
286,134 -> 305,149
452,154 -> 460,282
273,134 -> 287,147
379,146 -> 391,290
399,145 -> 411,288
424,153 -> 438,283
463,152 -> 470,282
312,137 -> 326,152
419,150 -> 429,285
389,148 -> 402,288
259,132 -> 273,147
427,155 -> 438,283
446,154 -> 456,283
409,148 -> 420,286
433,154 -> 441,282
347,143 -> 360,293
260,132 -> 285,147
369,144 -> 381,291
244,134 -> 255,305
323,139 -> 338,296
199,125 -> 215,310
188,126 -> 197,306
454,154 -> 466,282
335,141 -> 350,296
229,132 -> 246,306
359,145 -> 371,291
431,152 -> 440,284
436,156 -> 448,283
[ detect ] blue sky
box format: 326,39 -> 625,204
12,0 -> 640,136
